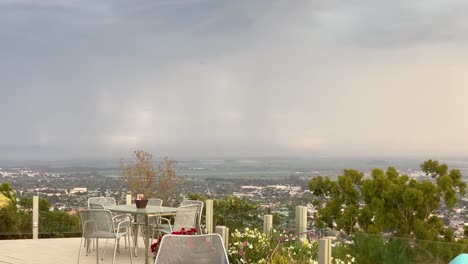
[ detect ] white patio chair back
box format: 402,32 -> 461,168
148,198 -> 163,206
77,209 -> 132,264
173,204 -> 198,231
180,200 -> 204,232
154,234 -> 229,264
89,203 -> 105,209
152,204 -> 198,238
88,197 -> 116,208
86,202 -> 127,256
80,209 -> 114,238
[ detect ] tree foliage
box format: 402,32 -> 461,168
19,197 -> 51,212
214,195 -> 260,231
121,150 -> 157,199
39,210 -> 81,238
121,150 -> 180,204
188,193 -> 260,231
155,157 -> 180,205
0,182 -> 17,207
0,183 -> 80,239
308,160 -> 466,240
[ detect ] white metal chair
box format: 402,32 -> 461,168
77,209 -> 132,264
88,197 -> 117,208
148,198 -> 163,206
181,200 -> 204,233
88,203 -> 128,260
154,234 -> 229,264
153,204 -> 198,235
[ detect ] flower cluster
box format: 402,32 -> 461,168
331,255 -> 355,264
278,239 -> 317,263
151,236 -> 163,256
151,227 -> 198,259
228,228 -> 355,264
228,228 -> 274,264
172,227 -> 197,235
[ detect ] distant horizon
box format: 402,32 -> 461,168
1,153 -> 468,167
0,144 -> 467,162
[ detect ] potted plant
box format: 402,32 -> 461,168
135,193 -> 149,208
121,150 -> 156,208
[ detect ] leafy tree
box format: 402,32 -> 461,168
39,210 -> 81,238
271,212 -> 286,228
121,150 -> 157,199
349,233 -> 416,264
0,182 -> 26,238
0,205 -> 30,239
0,182 -> 17,207
156,157 -> 180,206
309,160 -> 468,263
308,169 -> 363,234
19,197 -> 51,212
463,226 -> 468,238
122,150 -> 180,204
348,232 -> 468,264
0,183 -> 80,239
420,159 -> 466,208
188,193 -> 260,231
214,195 -> 260,231
309,160 -> 466,240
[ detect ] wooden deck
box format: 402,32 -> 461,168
0,237 -> 150,264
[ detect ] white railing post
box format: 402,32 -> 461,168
318,238 -> 332,264
295,206 -> 307,241
215,226 -> 229,250
263,214 -> 273,235
126,192 -> 132,205
206,199 -> 213,234
33,195 -> 39,239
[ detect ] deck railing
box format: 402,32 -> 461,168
2,195 -> 465,264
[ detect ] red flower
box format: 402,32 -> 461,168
151,235 -> 163,253
151,227 -> 198,258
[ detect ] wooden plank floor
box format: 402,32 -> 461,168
0,237 -> 151,264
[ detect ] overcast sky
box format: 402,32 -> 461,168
1,0 -> 468,160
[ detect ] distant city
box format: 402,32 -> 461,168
2,156 -> 468,238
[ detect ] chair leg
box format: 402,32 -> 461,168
96,238 -> 100,264
86,238 -> 95,255
112,238 -> 118,264
85,238 -> 89,256
128,233 -> 133,264
132,224 -> 139,257
77,237 -> 83,264
115,237 -> 121,252
101,239 -> 108,260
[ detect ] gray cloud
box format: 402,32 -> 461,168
1,0 -> 468,160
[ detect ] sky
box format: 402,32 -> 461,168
1,0 -> 468,160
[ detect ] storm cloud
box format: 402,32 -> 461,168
1,0 -> 468,160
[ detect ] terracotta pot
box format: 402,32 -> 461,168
135,199 -> 149,209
